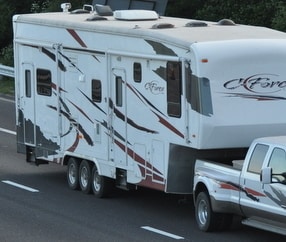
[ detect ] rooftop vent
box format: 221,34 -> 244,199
95,4 -> 113,16
152,23 -> 174,29
218,19 -> 236,26
114,10 -> 158,21
86,15 -> 108,21
185,21 -> 208,27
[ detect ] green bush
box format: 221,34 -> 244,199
0,44 -> 14,67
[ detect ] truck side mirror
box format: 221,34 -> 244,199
260,167 -> 272,184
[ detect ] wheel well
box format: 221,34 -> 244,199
194,182 -> 208,203
63,156 -> 95,169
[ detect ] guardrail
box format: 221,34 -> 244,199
0,64 -> 14,78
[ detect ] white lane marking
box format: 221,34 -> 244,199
2,180 -> 39,193
0,127 -> 16,135
0,97 -> 15,103
141,226 -> 184,240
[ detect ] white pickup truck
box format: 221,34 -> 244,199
193,136 -> 286,235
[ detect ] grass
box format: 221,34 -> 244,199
0,77 -> 14,96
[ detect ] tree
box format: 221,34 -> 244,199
166,0 -> 286,31
272,2 -> 286,31
0,0 -> 34,49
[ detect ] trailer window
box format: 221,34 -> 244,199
25,70 -> 31,98
247,144 -> 269,174
133,62 -> 142,83
167,61 -> 181,117
116,76 -> 123,107
36,69 -> 52,96
92,79 -> 102,102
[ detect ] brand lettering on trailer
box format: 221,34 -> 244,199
145,81 -> 164,95
224,74 -> 286,94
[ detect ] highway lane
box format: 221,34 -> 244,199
0,97 -> 285,241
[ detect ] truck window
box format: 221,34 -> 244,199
268,148 -> 286,174
247,144 -> 269,174
36,68 -> 52,96
167,61 -> 181,117
92,79 -> 102,102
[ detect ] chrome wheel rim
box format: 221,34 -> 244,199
80,166 -> 88,188
68,163 -> 76,185
198,199 -> 208,225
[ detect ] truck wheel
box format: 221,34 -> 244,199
91,165 -> 113,198
79,160 -> 92,194
67,157 -> 79,190
195,191 -> 217,232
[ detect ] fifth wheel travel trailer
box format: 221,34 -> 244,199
13,2 -> 286,197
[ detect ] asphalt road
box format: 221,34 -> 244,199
0,96 -> 285,241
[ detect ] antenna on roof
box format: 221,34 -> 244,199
61,3 -> 72,12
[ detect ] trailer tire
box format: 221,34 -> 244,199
91,165 -> 113,198
195,191 -> 218,232
79,160 -> 92,194
67,157 -> 80,190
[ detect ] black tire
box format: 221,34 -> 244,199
67,157 -> 80,190
79,160 -> 92,194
195,191 -> 233,232
91,165 -> 113,198
195,191 -> 218,232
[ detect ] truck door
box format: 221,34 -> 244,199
239,143 -> 269,217
109,66 -> 127,166
261,147 -> 286,223
240,144 -> 286,223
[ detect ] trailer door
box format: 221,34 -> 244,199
109,67 -> 127,166
20,62 -> 36,146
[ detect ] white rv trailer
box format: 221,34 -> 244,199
13,4 -> 286,196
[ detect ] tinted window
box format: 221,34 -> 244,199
133,62 -> 142,83
116,76 -> 123,107
37,69 -> 52,96
247,144 -> 269,173
167,61 -> 181,117
92,79 -> 102,102
25,70 -> 31,98
268,148 -> 286,174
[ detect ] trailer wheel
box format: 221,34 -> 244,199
67,157 -> 79,190
91,165 -> 113,198
79,160 -> 92,194
195,191 -> 217,232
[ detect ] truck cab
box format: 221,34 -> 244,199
241,136 -> 286,231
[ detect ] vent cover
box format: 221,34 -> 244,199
114,10 -> 158,21
218,19 -> 236,26
86,15 -> 108,21
185,21 -> 208,27
152,23 -> 174,29
95,4 -> 113,16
